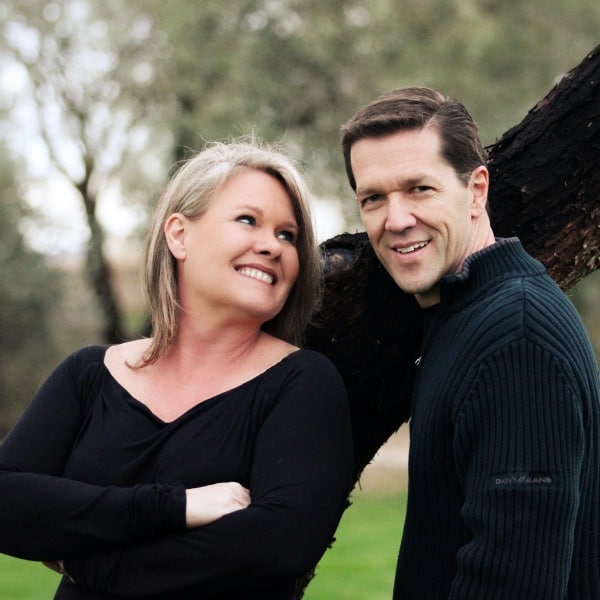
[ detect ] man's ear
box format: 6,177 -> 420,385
164,213 -> 187,260
469,165 -> 489,217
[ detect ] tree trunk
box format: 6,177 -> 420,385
298,43 -> 600,597
488,44 -> 600,288
85,216 -> 125,345
307,233 -> 423,480
76,177 -> 126,345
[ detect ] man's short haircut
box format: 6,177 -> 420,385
341,87 -> 488,190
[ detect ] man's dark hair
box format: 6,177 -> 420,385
341,87 -> 488,190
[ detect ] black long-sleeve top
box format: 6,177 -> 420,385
395,239 -> 600,599
0,346 -> 353,599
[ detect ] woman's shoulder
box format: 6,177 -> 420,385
104,339 -> 150,369
259,333 -> 338,375
51,345 -> 111,403
257,349 -> 349,421
267,346 -> 345,389
66,344 -> 109,370
285,347 -> 339,369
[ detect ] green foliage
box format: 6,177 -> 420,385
0,149 -> 61,436
139,0 -> 600,226
3,0 -> 599,232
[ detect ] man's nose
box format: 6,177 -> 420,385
385,195 -> 417,232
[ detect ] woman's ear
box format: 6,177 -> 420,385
164,213 -> 187,260
469,165 -> 489,218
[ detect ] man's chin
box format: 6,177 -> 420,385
392,279 -> 440,307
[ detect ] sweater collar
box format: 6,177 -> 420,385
438,237 -> 546,310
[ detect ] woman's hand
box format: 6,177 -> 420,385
185,482 -> 250,528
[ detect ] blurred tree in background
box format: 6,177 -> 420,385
0,144 -> 59,436
145,0 -> 600,210
1,0 -> 174,343
0,0 -> 599,434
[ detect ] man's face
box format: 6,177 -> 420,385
351,127 -> 489,307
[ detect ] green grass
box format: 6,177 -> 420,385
0,555 -> 59,599
0,490 -> 406,599
305,490 -> 406,600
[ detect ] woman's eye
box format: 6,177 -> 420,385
237,215 -> 256,225
277,230 -> 297,243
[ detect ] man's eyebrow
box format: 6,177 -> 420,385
356,174 -> 434,196
355,185 -> 380,197
404,175 -> 434,187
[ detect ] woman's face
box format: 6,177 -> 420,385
168,168 -> 300,327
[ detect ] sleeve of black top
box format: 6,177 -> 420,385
64,352 -> 354,597
0,348 -> 186,560
451,341 -> 584,599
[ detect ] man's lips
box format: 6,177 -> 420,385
392,241 -> 430,254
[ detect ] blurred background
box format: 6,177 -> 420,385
0,0 -> 598,454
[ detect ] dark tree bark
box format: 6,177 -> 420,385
298,44 -> 600,597
488,44 -> 600,288
307,233 -> 423,480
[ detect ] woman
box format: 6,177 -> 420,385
0,140 -> 353,599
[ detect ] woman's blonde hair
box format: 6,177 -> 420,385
140,139 -> 321,365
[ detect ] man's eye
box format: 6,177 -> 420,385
237,215 -> 256,225
359,194 -> 382,208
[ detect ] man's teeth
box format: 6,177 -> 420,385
238,267 -> 274,284
395,242 -> 428,254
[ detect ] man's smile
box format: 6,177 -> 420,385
392,241 -> 430,254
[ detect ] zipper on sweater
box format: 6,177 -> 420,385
416,304 -> 441,368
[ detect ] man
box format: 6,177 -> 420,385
341,87 -> 600,598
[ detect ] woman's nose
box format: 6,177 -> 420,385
255,231 -> 283,257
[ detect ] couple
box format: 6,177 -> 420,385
1,88 -> 598,599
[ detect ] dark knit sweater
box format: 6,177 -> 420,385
394,238 -> 600,599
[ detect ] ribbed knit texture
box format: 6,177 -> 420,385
394,239 -> 600,599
